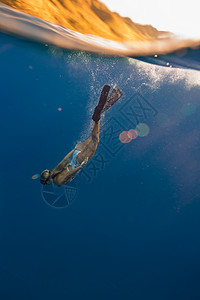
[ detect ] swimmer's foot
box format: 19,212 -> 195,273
101,88 -> 122,113
92,85 -> 110,122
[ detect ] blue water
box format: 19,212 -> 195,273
135,47 -> 200,71
1,32 -> 200,300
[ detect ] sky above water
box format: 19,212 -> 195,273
102,0 -> 200,38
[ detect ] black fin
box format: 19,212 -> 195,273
101,88 -> 122,113
92,85 -> 110,122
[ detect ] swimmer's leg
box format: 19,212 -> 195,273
75,121 -> 98,151
91,120 -> 100,141
76,86 -> 109,162
76,121 -> 100,150
75,139 -> 90,151
76,121 -> 100,163
76,85 -> 109,152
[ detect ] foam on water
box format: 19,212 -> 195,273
127,57 -> 200,90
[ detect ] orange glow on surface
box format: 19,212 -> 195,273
0,0 -> 161,42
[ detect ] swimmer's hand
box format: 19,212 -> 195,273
81,157 -> 88,167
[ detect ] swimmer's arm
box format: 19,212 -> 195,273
51,149 -> 75,174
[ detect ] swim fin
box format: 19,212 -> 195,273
101,88 -> 122,113
92,85 -> 110,122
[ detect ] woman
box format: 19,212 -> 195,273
40,85 -> 122,186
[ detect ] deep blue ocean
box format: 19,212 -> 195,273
1,32 -> 200,300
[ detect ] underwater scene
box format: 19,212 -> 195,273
1,2 -> 200,300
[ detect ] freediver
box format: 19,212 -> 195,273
40,85 -> 122,186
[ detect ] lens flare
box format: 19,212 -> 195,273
119,131 -> 132,143
128,129 -> 138,139
136,123 -> 150,137
32,174 -> 39,180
